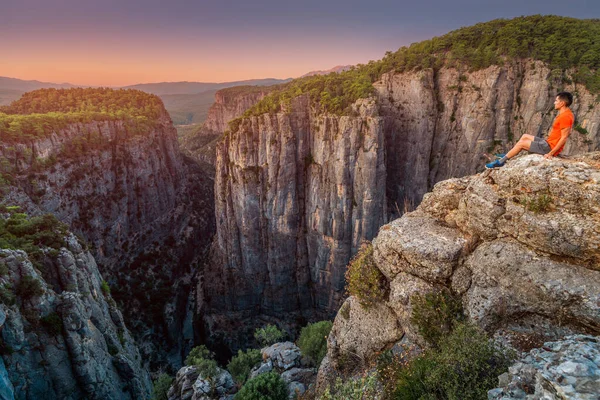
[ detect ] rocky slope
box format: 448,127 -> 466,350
209,61 -> 600,345
1,105 -> 215,369
316,152 -> 600,394
0,234 -> 152,400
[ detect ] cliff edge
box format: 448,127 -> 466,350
317,152 -> 600,393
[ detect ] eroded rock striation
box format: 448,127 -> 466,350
317,152 -> 600,392
210,61 -> 600,343
0,236 -> 152,400
1,106 -> 215,368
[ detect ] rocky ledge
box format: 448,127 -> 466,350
489,335 -> 600,400
0,235 -> 151,400
317,152 -> 600,394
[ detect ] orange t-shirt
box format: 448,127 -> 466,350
547,109 -> 574,155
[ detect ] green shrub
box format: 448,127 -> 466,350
227,348 -> 262,384
410,290 -> 464,348
376,349 -> 410,397
0,212 -> 67,256
319,373 -> 378,400
185,345 -> 219,381
574,124 -> 588,135
297,320 -> 333,366
152,373 -> 174,400
101,280 -> 111,295
254,324 -> 285,348
0,262 -> 7,276
345,242 -> 389,308
394,323 -> 513,400
519,194 -> 553,213
40,312 -> 63,336
15,275 -> 44,299
235,372 -> 288,400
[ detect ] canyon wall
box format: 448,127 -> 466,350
1,110 -> 215,369
208,60 -> 600,344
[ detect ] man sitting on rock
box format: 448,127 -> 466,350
486,92 -> 574,169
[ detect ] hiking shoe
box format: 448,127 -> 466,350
494,153 -> 506,159
485,159 -> 506,169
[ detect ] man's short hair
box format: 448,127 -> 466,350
557,91 -> 573,107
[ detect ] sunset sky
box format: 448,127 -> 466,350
1,0 -> 598,86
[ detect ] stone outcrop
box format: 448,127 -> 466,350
210,60 -> 600,344
317,152 -> 600,391
0,236 -> 151,399
0,108 -> 215,368
489,335 -> 600,400
167,365 -> 236,400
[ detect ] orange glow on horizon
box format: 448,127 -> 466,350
1,33 -> 390,86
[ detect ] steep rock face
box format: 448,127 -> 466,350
0,237 -> 151,400
317,152 -> 600,390
211,60 -> 600,341
1,113 -> 215,368
377,60 -> 599,204
209,96 -> 386,342
180,87 -> 271,166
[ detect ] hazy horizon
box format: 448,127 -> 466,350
2,0 -> 598,87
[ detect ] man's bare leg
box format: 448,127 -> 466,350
505,134 -> 534,159
486,134 -> 534,168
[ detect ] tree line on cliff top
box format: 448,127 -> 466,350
228,15 -> 600,129
0,88 -> 165,143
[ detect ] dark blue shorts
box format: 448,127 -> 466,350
529,136 -> 551,155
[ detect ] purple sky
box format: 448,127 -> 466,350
1,0 -> 598,85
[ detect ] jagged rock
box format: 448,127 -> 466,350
168,365 -> 235,400
192,368 -> 235,399
373,213 -> 467,282
488,335 -> 600,399
287,382 -> 306,399
262,342 -> 303,371
317,153 -> 600,393
324,297 -> 402,371
280,367 -> 317,384
465,239 -> 600,332
0,357 -> 14,400
249,359 -> 273,380
0,243 -> 151,400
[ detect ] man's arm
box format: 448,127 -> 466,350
544,127 -> 571,159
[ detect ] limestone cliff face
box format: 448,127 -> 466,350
208,95 -> 386,339
317,152 -> 600,390
180,87 -> 271,166
211,61 -> 600,335
0,236 -> 152,400
0,112 -> 215,368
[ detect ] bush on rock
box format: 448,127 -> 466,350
227,348 -> 262,384
345,242 -> 388,308
297,320 -> 333,366
234,372 -> 287,400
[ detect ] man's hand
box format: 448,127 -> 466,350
544,153 -> 554,159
